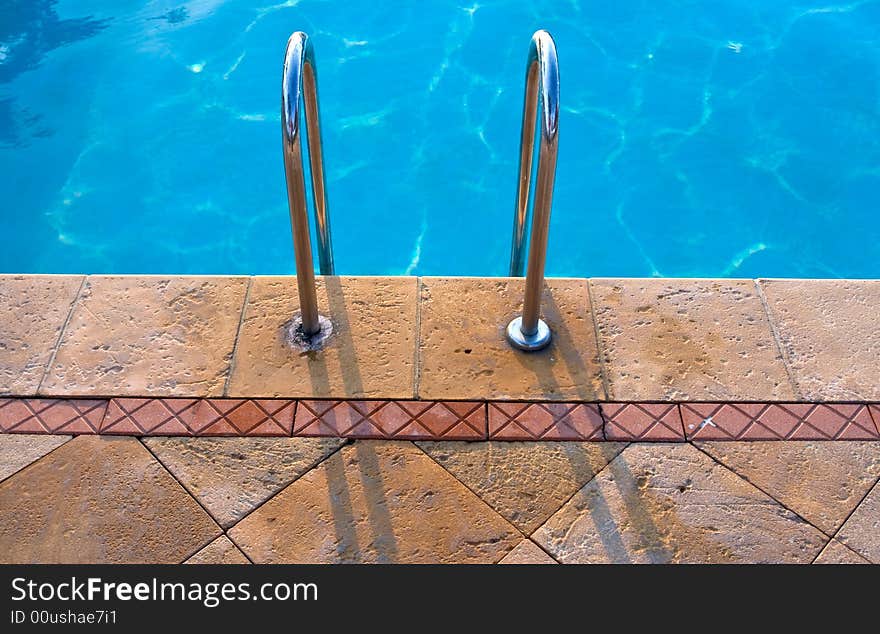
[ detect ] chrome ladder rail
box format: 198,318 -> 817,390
282,31 -> 334,340
506,30 -> 560,352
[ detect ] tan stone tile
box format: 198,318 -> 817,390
40,276 -> 248,397
144,436 -> 344,528
229,441 -> 520,563
498,539 -> 557,564
532,443 -> 825,563
0,434 -> 70,481
836,480 -> 880,563
227,276 -> 417,398
0,275 -> 83,395
417,278 -> 604,400
0,436 -> 220,563
185,536 -> 250,564
759,279 -> 880,400
697,441 -> 880,534
590,278 -> 795,401
417,441 -> 625,533
813,539 -> 869,564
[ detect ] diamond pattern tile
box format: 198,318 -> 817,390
100,398 -> 199,435
532,443 -> 827,563
682,403 -> 880,440
488,402 -> 604,440
1,396 -> 874,442
100,399 -> 293,436
188,399 -> 294,436
0,399 -> 106,434
144,436 -> 343,527
0,436 -> 221,563
229,441 -> 520,563
600,403 -> 685,441
293,400 -> 485,439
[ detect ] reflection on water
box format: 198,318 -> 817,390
0,0 -> 878,278
0,0 -> 109,147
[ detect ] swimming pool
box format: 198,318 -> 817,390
2,1 -> 878,277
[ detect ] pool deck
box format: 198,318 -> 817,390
1,274 -> 878,563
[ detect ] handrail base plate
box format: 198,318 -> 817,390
284,313 -> 334,352
506,316 -> 551,352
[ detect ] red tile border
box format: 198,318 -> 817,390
189,399 -> 295,436
682,403 -> 880,440
600,403 -> 685,441
488,403 -> 604,440
100,398 -> 199,435
0,398 -> 106,434
0,397 -> 878,441
293,400 -> 486,440
100,398 -> 294,436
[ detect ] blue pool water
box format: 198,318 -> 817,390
1,0 -> 879,277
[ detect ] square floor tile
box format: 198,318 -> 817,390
40,276 -> 248,397
591,279 -> 795,400
0,275 -> 83,395
418,278 -> 605,401
760,279 -> 880,400
227,277 -> 417,399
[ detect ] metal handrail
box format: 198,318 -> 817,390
506,30 -> 559,352
282,31 -> 334,338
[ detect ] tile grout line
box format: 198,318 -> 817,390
160,433 -> 348,562
288,400 -> 298,437
177,533 -> 225,565
586,280 -> 612,401
224,438 -> 354,540
754,279 -> 802,400
598,402 -> 609,441
95,399 -> 111,435
411,441 -> 533,553
527,536 -> 565,565
222,277 -> 253,397
219,439 -> 356,563
435,438 -> 628,544
676,404 -> 688,441
181,531 -> 256,565
224,531 -> 257,565
412,277 -> 423,400
807,538 -> 832,565
0,435 -> 77,487
815,474 -> 880,564
865,404 -> 880,435
809,534 -> 870,565
139,438 -> 226,537
36,275 -> 88,396
483,401 -> 489,439
221,530 -> 256,565
498,527 -> 547,564
689,441 -> 832,540
527,441 -> 631,543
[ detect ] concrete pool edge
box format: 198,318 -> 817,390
1,274 -> 878,406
